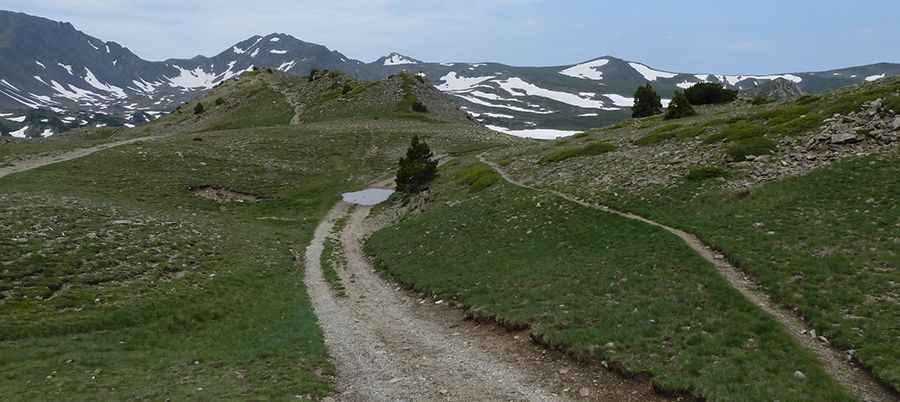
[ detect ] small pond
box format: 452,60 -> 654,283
342,188 -> 395,206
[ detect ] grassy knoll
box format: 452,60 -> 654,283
365,159 -> 854,401
0,112 -> 501,400
564,151 -> 900,391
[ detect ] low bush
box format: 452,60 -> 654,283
685,83 -> 738,105
725,137 -> 776,161
453,164 -> 500,192
665,91 -> 697,120
193,103 -> 205,115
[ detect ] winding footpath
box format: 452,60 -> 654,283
303,198 -> 667,401
478,154 -> 898,402
0,136 -> 157,179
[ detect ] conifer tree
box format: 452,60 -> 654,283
665,91 -> 697,120
395,135 -> 438,194
632,84 -> 663,118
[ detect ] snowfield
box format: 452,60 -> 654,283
494,77 -> 611,109
485,124 -> 581,140
629,62 -> 678,81
865,73 -> 886,82
453,94 -> 555,114
436,72 -> 496,92
10,125 -> 29,138
559,59 -> 609,80
270,50 -> 287,54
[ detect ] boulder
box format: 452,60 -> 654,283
893,117 -> 900,131
829,133 -> 859,144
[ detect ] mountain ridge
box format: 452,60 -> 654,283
2,10 -> 900,138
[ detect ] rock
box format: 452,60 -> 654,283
558,367 -> 570,375
794,371 -> 807,380
579,387 -> 591,397
870,98 -> 883,111
893,117 -> 900,131
829,133 -> 859,144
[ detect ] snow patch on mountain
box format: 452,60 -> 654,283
453,94 -> 555,114
35,60 -> 46,69
83,68 -> 127,98
251,48 -> 260,58
865,73 -> 886,82
724,74 -> 802,85
436,72 -> 496,92
166,66 -> 220,89
629,62 -> 678,81
677,80 -> 698,89
10,125 -> 29,138
278,61 -> 296,72
1,79 -> 20,91
559,59 -> 609,80
270,37 -> 280,42
270,50 -> 287,54
485,124 -> 581,140
383,53 -> 418,66
604,93 -> 671,108
57,63 -> 74,75
494,77 -> 611,109
6,115 -> 26,122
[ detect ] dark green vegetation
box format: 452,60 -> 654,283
664,91 -> 697,120
321,215 -> 350,297
451,163 -> 501,192
684,83 -> 738,105
366,159 -> 854,402
0,72 -> 505,400
395,135 -> 439,194
540,141 -> 616,163
632,83 -> 663,118
591,153 -> 900,391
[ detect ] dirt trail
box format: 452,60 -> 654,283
0,136 -> 157,179
303,200 -> 667,401
478,154 -> 898,402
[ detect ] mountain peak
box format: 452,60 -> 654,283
377,52 -> 421,66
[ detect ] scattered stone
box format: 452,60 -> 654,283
829,133 -> 859,145
893,117 -> 900,131
794,370 -> 807,380
579,387 -> 591,397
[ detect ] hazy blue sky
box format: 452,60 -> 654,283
4,1 -> 899,73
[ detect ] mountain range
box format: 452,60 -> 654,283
2,9 -> 899,139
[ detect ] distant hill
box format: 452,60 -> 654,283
2,10 -> 899,138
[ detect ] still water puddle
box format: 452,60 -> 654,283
342,188 -> 395,206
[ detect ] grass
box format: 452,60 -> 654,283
540,141 -> 616,163
452,163 -> 502,192
365,159 -> 854,402
0,112 -> 505,400
202,83 -> 294,131
725,137 -> 777,161
587,152 -> 900,391
0,128 -> 128,164
321,214 -> 350,297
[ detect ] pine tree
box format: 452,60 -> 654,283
665,91 -> 697,120
395,135 -> 438,194
193,102 -> 205,115
632,84 -> 663,118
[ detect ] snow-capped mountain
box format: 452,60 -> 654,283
2,10 -> 899,138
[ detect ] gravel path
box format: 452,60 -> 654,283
0,136 -> 157,179
479,154 -> 899,402
303,200 -> 668,402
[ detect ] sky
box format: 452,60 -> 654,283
3,0 -> 899,74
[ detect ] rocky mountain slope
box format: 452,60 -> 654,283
2,10 -> 900,138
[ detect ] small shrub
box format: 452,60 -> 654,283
705,120 -> 766,143
193,103 -> 205,115
686,166 -> 728,181
725,137 -> 776,161
540,141 -> 616,163
665,91 -> 697,120
685,83 -> 738,105
411,101 -> 428,113
214,98 -> 225,106
632,84 -> 663,118
453,164 -> 500,192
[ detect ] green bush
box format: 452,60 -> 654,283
684,83 -> 738,105
795,95 -> 821,105
411,101 -> 429,113
193,103 -> 205,115
726,137 -> 776,161
686,166 -> 729,181
632,84 -> 663,118
665,91 -> 697,120
453,164 -> 500,192
214,98 -> 225,106
540,141 -> 616,163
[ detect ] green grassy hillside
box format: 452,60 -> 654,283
0,72 -> 506,400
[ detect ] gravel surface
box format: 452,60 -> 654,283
303,201 -> 667,402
